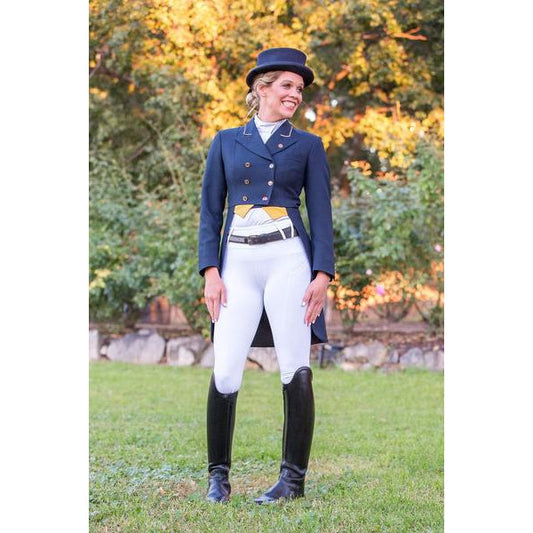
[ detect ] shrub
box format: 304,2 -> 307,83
333,141 -> 443,326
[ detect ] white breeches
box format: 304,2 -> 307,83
213,217 -> 312,394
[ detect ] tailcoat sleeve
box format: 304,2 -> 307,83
304,136 -> 335,280
198,132 -> 227,276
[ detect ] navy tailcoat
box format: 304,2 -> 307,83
198,117 -> 335,347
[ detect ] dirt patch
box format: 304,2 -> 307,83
170,478 -> 200,498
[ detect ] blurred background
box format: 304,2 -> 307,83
89,0 -> 444,347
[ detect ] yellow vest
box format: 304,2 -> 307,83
233,205 -> 288,219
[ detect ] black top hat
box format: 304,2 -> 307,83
246,47 -> 315,88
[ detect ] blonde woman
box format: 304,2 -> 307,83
198,47 -> 335,503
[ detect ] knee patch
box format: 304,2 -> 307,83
214,373 -> 242,395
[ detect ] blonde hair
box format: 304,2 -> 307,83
245,71 -> 284,118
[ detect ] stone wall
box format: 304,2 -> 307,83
89,328 -> 443,372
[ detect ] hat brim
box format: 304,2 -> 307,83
246,62 -> 314,87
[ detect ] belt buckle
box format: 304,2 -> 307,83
248,234 -> 260,245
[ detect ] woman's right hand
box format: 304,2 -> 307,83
204,267 -> 227,322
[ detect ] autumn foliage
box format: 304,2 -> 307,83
89,0 -> 444,333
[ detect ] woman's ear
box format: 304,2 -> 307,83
257,83 -> 266,98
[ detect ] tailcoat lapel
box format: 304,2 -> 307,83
235,118 -> 272,161
265,119 -> 299,154
235,118 -> 300,159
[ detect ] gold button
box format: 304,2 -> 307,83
245,162 -> 251,167
242,195 -> 248,201
278,143 -> 283,148
244,179 -> 250,185
269,163 -> 274,169
262,195 -> 268,201
267,180 -> 273,186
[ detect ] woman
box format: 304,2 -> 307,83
198,47 -> 335,503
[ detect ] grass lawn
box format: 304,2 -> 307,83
90,362 -> 443,532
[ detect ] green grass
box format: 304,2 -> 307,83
90,362 -> 443,532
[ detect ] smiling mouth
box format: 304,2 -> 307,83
282,101 -> 297,110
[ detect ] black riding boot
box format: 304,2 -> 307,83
206,375 -> 238,503
255,366 -> 315,504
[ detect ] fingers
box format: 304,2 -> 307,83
204,293 -> 218,322
302,287 -> 325,326
221,285 -> 227,309
211,295 -> 221,322
204,281 -> 227,323
301,288 -> 311,307
305,300 -> 323,326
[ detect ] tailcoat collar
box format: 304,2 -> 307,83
236,118 -> 298,158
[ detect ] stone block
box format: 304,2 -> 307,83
199,344 -> 214,368
107,329 -> 165,364
400,347 -> 425,368
435,350 -> 444,371
366,341 -> 388,367
89,329 -> 100,360
340,361 -> 362,371
166,335 -> 208,366
342,343 -> 369,363
247,347 -> 279,372
388,349 -> 400,364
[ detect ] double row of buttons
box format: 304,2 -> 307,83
242,161 -> 275,202
242,179 -> 274,202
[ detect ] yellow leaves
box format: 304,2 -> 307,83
300,0 -> 346,35
431,260 -> 444,274
335,284 -> 361,312
369,12 -> 382,28
382,9 -> 401,34
311,113 -> 358,151
90,0 -> 442,163
188,1 -> 222,41
347,161 -> 398,181
346,43 -> 369,82
198,77 -> 247,138
376,171 -> 399,182
351,81 -> 370,98
422,108 -> 444,142
268,0 -> 289,18
291,18 -> 303,31
89,87 -> 108,99
350,160 -> 372,176
89,268 -> 112,290
357,107 -> 424,169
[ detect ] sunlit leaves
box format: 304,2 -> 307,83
333,141 -> 443,324
89,0 -> 444,329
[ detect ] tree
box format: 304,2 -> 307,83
89,0 -> 444,331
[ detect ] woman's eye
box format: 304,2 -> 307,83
282,83 -> 303,93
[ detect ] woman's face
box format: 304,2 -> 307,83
258,71 -> 304,122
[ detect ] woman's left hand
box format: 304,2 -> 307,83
302,271 -> 330,326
